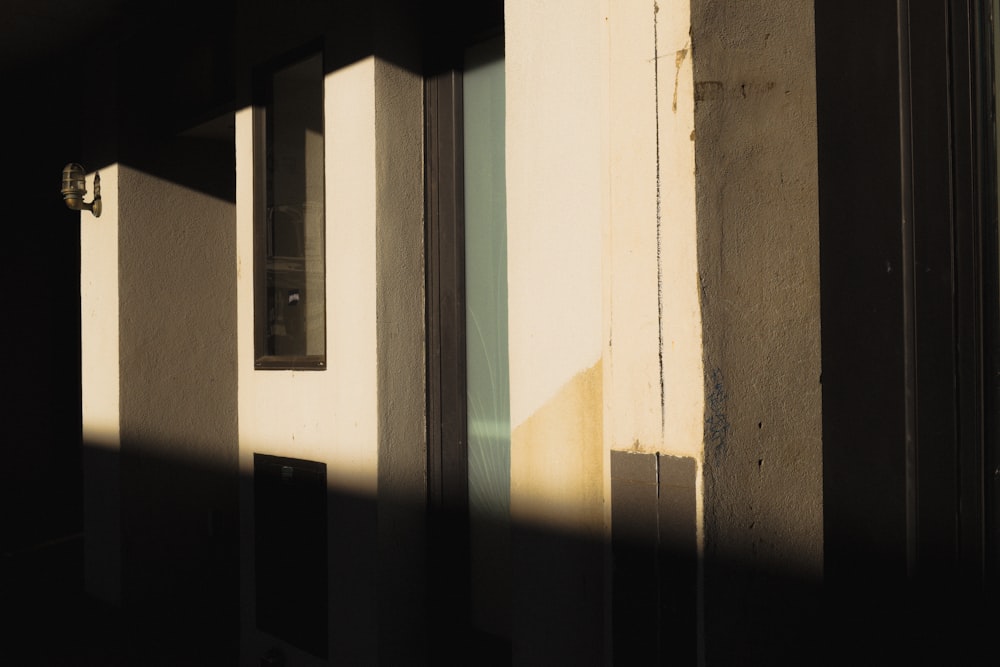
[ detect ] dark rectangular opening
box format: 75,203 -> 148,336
253,453 -> 328,658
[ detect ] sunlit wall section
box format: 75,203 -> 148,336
80,164 -> 122,605
505,0 -> 608,662
236,64 -> 377,496
506,0 -> 605,537
690,2 -> 822,662
506,0 -> 707,660
602,0 -> 705,539
235,56 -> 380,664
604,0 -> 704,464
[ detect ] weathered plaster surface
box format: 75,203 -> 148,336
236,57 -> 379,492
374,52 -> 428,665
506,0 -> 606,434
236,35 -> 427,661
690,0 -> 823,661
81,165 -> 121,453
511,361 -> 604,530
118,158 -> 237,475
606,0 -> 703,462
507,1 -> 708,661
506,2 -> 608,662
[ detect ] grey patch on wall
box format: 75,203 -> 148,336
694,80 -> 724,102
706,367 -> 729,457
610,450 -> 698,664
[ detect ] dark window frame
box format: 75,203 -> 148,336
424,13 -> 507,663
253,40 -> 327,370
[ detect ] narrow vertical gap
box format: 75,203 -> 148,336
898,0 -> 920,579
945,0 -> 963,576
426,75 -> 441,509
654,453 -> 663,666
984,0 -> 1000,589
946,0 -> 978,578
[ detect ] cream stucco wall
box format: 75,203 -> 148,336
80,165 -> 121,455
506,0 -> 607,541
81,164 -> 122,605
506,1 -> 821,662
236,57 -> 381,666
506,0 -> 704,662
506,0 -> 703,535
236,42 -> 426,663
505,4 -> 608,658
607,0 -> 703,461
116,145 -> 239,624
236,60 -> 379,499
81,143 -> 241,613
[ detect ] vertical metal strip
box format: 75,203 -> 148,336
898,0 -> 920,578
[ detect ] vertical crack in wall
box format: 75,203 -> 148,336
654,1 -> 666,438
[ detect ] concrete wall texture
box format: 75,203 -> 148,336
690,1 -> 823,662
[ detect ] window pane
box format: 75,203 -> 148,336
259,51 -> 325,365
464,36 -> 509,639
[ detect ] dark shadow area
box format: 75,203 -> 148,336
815,3 -> 1000,655
814,3 -> 1000,666
3,446 -> 238,667
4,440 -> 999,666
0,35 -> 84,566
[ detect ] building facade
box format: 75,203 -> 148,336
5,0 -> 995,664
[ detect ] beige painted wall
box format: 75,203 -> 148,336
505,0 -> 705,662
506,1 -> 822,662
81,141 -> 241,619
505,2 -> 606,660
236,55 -> 381,665
81,164 -> 122,605
372,51 -> 428,665
236,40 -> 426,663
236,61 -> 378,496
116,142 -> 239,627
506,0 -> 607,535
607,0 -> 703,461
506,0 -> 703,536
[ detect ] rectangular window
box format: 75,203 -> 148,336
254,46 -> 326,369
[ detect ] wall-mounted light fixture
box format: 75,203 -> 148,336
61,163 -> 101,217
